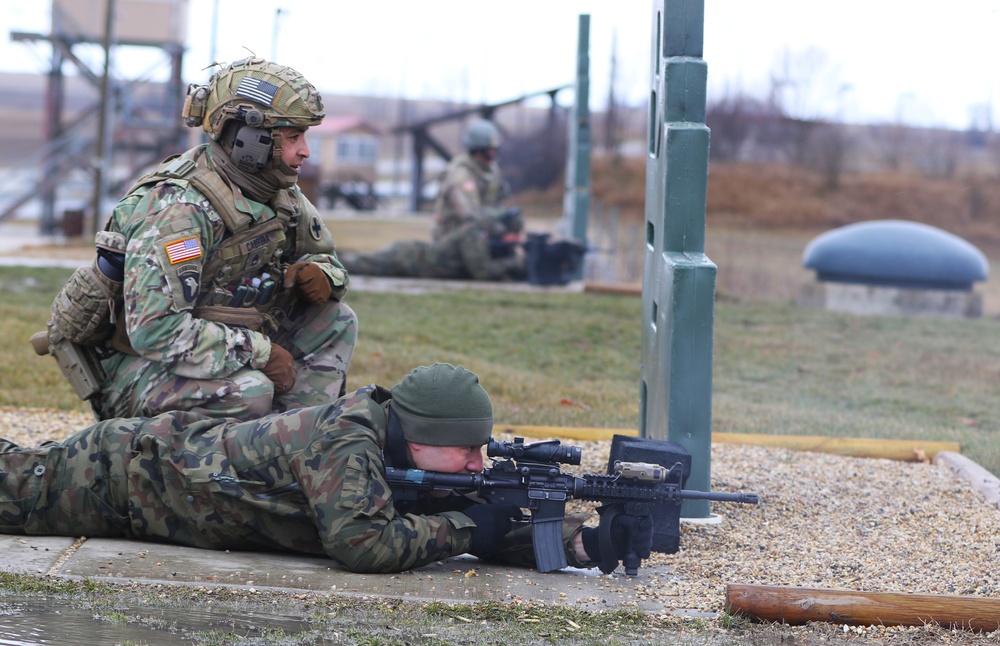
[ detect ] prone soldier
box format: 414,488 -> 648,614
338,207 -> 527,281
0,363 -> 650,574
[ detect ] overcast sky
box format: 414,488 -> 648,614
4,0 -> 1000,129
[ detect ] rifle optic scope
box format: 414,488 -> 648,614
488,437 -> 582,465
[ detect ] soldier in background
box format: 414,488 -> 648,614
338,118 -> 524,281
339,207 -> 526,281
46,57 -> 357,422
431,119 -> 509,240
0,363 -> 648,574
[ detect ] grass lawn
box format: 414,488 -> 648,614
5,262 -> 999,477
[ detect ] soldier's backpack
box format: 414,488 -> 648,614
49,230 -> 127,347
32,229 -> 126,406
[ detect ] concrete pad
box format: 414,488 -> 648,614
799,282 -> 983,319
38,536 -> 684,613
0,535 -> 79,575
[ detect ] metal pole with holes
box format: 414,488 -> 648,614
639,0 -> 716,519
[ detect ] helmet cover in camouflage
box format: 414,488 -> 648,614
390,363 -> 493,446
462,120 -> 502,151
197,57 -> 325,140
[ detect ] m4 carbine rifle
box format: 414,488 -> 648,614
385,436 -> 759,575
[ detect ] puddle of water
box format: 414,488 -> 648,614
0,598 -> 317,645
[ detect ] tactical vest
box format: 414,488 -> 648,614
50,149 -> 309,356
118,151 -> 310,344
454,155 -> 502,206
433,154 -> 503,232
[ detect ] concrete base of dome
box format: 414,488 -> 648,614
798,282 -> 983,319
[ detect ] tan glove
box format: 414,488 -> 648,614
283,262 -> 333,304
262,343 -> 296,395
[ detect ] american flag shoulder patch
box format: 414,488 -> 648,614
164,236 -> 203,264
236,76 -> 280,106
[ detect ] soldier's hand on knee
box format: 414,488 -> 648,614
262,343 -> 296,394
284,262 -> 333,304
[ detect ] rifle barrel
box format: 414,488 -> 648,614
681,489 -> 759,505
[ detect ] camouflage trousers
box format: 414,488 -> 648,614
0,421 -> 134,537
96,299 -> 358,421
340,242 -> 461,278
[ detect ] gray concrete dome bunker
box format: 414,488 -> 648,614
802,219 -> 988,291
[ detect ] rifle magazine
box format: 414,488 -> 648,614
531,519 -> 567,573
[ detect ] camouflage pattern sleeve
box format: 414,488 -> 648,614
432,155 -> 507,242
113,183 -> 271,378
440,164 -> 482,222
431,159 -> 482,240
123,389 -> 472,572
290,392 -> 474,572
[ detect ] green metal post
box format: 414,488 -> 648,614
563,14 -> 591,265
639,0 -> 715,518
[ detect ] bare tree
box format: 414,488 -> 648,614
706,84 -> 768,162
767,46 -> 853,184
807,121 -> 852,191
966,101 -> 993,148
869,123 -> 911,172
913,128 -> 960,179
768,46 -> 845,121
501,110 -> 568,193
602,30 -> 623,161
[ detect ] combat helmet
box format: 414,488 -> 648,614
462,119 -> 502,152
182,56 -> 325,141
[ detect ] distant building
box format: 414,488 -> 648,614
309,117 -> 381,187
299,117 -> 382,210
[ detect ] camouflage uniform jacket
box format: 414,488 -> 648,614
431,153 -> 505,240
0,385 -> 592,573
342,218 -> 526,282
107,144 -> 349,380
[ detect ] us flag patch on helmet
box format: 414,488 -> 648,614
236,76 -> 279,106
164,236 -> 203,264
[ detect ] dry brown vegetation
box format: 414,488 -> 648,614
514,156 -> 1000,311
538,156 -> 1000,256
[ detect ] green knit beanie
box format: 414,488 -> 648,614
390,363 -> 494,446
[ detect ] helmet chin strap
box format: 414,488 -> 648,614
269,128 -> 283,170
269,129 -> 299,189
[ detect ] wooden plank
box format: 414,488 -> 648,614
582,281 -> 642,296
495,426 -> 960,460
712,432 -> 959,461
726,583 -> 1000,631
494,425 -> 631,442
934,451 -> 1000,510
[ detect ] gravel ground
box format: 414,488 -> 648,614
3,407 -> 1000,643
